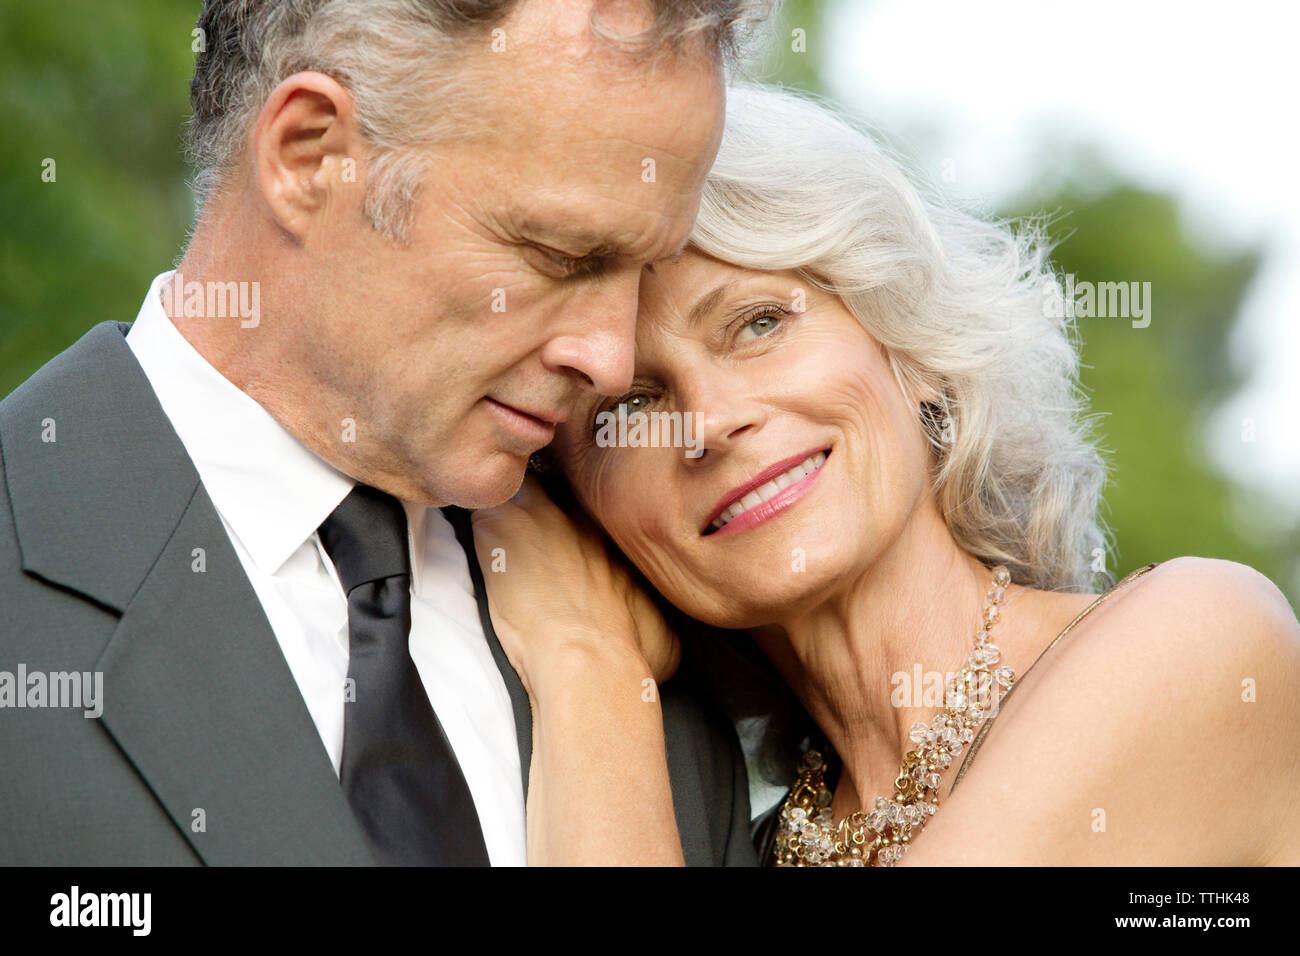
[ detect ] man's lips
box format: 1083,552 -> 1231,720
701,446 -> 832,534
486,398 -> 569,426
482,397 -> 569,445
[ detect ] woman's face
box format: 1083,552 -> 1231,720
550,251 -> 935,629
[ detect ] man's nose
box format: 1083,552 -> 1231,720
538,274 -> 639,396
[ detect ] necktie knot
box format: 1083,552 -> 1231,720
317,484 -> 411,593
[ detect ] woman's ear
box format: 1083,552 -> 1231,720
252,71 -> 364,242
899,367 -> 953,446
909,376 -> 946,406
919,399 -> 946,431
889,354 -> 946,412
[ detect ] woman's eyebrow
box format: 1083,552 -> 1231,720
685,280 -> 740,329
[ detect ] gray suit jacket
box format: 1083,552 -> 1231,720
0,321 -> 756,866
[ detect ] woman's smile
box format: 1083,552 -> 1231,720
703,447 -> 831,537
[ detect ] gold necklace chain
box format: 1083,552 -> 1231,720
773,565 -> 1015,866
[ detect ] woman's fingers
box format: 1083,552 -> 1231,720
466,469 -> 681,687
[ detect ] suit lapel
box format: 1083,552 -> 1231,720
441,505 -> 534,796
2,321 -> 373,864
96,481 -> 375,865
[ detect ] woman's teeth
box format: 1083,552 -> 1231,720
709,451 -> 828,533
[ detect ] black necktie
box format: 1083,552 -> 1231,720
317,484 -> 490,866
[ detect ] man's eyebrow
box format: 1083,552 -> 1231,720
519,217 -> 691,264
516,219 -> 619,257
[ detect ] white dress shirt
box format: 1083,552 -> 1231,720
126,271 -> 526,866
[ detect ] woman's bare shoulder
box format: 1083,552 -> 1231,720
1119,555 -> 1295,631
1075,557 -> 1299,676
902,557 -> 1300,866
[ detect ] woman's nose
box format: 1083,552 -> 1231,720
680,371 -> 769,460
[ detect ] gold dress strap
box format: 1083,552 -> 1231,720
949,562 -> 1160,793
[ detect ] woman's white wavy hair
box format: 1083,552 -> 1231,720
690,84 -> 1110,591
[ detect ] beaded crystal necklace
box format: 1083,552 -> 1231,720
773,565 -> 1016,866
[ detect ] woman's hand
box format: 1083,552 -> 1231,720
468,473 -> 686,865
468,473 -> 681,698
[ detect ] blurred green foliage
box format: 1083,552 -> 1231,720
753,0 -> 825,91
1,0 -> 197,396
1004,182 -> 1295,600
1,0 -> 1294,608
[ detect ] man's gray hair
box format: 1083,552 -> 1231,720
186,0 -> 775,242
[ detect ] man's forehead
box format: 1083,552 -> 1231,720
502,0 -> 654,55
465,7 -> 724,158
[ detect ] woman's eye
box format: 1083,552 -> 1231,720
591,391 -> 654,431
736,308 -> 788,342
616,393 -> 653,415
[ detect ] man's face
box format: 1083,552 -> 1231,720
299,4 -> 725,508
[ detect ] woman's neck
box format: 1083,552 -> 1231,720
750,497 -> 1071,815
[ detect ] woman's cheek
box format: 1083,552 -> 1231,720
568,444 -> 621,515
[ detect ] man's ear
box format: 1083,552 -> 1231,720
252,71 -> 362,242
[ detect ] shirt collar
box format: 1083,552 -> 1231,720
127,271 -> 428,585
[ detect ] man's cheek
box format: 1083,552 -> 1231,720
434,267 -> 539,326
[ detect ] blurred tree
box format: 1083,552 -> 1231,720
1,0 -> 197,395
755,0 -> 827,92
1001,181 -> 1295,603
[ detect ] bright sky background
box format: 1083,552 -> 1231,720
813,0 -> 1300,515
